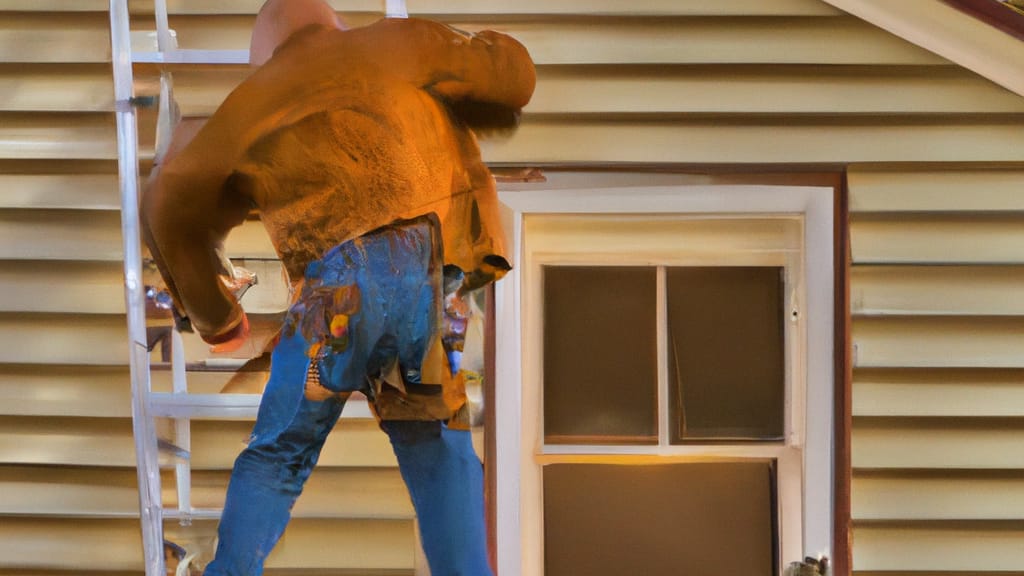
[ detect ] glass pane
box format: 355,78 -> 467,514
543,266 -> 657,444
667,267 -> 785,442
544,462 -> 777,576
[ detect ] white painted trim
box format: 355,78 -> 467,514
803,185 -> 836,558
821,0 -> 1024,98
495,202 -> 525,576
656,267 -> 670,448
494,183 -> 834,575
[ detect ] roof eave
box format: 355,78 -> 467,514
821,0 -> 1024,98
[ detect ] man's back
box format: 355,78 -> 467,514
143,17 -> 533,342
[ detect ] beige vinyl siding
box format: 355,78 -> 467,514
849,166 -> 1024,573
0,8 -> 140,576
2,0 -> 1023,574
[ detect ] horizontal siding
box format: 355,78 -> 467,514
0,210 -> 275,261
0,210 -> 276,261
0,416 -> 398,469
850,214 -> 1024,265
853,316 -> 1024,369
1,2 -> 1021,575
0,113 -> 116,160
0,173 -> 119,209
852,266 -> 1024,316
849,169 -> 1024,212
0,13 -> 110,63
0,4 -> 137,571
126,0 -> 842,16
154,65 -> 1024,118
130,115 -> 1024,165
850,167 -> 1024,572
482,118 -> 1024,164
853,471 -> 1024,521
0,466 -> 412,519
854,524 -> 1024,572
155,15 -> 945,65
0,1 -> 107,9
853,417 -> 1024,470
0,261 -> 126,314
0,365 -> 130,418
0,64 -> 114,112
0,314 -> 129,365
224,219 -> 278,258
527,65 -> 1024,114
0,517 -> 415,572
854,369 -> 1024,418
0,210 -> 122,260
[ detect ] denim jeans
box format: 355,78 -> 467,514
204,217 -> 491,575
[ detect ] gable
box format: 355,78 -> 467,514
822,0 -> 1024,96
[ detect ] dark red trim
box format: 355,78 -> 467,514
832,175 -> 853,576
943,0 -> 1024,42
484,284 -> 498,573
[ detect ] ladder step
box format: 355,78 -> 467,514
150,393 -> 374,419
133,49 -> 250,64
164,507 -> 222,521
150,392 -> 261,419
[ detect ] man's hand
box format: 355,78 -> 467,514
209,311 -> 251,354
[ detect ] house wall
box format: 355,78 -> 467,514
1,0 -> 1024,574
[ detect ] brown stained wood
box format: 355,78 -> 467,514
834,176 -> 852,576
943,0 -> 1024,42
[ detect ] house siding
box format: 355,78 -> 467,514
1,0 -> 1022,573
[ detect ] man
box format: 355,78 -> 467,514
142,2 -> 535,574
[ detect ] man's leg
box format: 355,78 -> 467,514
204,333 -> 346,576
383,420 -> 492,576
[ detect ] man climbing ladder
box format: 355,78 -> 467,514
142,1 -> 535,573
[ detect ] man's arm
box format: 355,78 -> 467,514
141,148 -> 251,345
344,18 -> 536,111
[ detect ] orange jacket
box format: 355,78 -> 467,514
142,18 -> 535,343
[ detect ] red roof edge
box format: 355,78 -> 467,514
942,0 -> 1024,42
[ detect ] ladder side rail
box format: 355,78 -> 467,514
153,0 -> 175,53
171,328 -> 194,523
111,1 -> 166,574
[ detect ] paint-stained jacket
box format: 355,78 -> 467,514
142,17 -> 535,343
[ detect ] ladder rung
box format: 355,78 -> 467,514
151,393 -> 261,419
150,393 -> 375,419
133,49 -> 250,65
164,508 -> 223,521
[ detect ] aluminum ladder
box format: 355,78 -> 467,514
110,1 -> 411,574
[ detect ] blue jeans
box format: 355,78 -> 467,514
204,217 -> 491,575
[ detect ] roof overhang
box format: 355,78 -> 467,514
821,0 -> 1024,98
